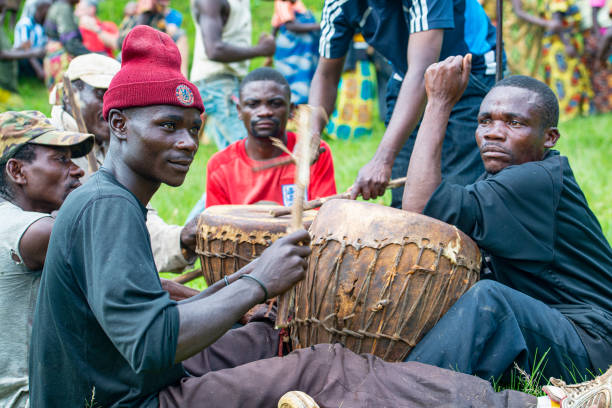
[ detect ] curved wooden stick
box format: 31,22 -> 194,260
63,75 -> 99,173
270,176 -> 408,217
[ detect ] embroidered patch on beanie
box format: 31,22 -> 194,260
175,84 -> 194,106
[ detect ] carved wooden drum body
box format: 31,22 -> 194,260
195,205 -> 316,286
277,199 -> 481,362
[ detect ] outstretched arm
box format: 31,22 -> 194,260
173,230 -> 311,363
195,0 -> 275,62
0,46 -> 44,60
350,29 -> 444,200
511,0 -> 562,30
402,55 -> 472,213
284,20 -> 320,33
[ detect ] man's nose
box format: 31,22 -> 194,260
70,161 -> 85,179
176,129 -> 198,152
483,121 -> 507,141
256,104 -> 274,117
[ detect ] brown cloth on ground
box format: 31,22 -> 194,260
159,321 -> 536,407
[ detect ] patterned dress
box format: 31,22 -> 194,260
325,35 -> 377,140
542,0 -> 594,120
483,0 -> 547,79
272,0 -> 319,105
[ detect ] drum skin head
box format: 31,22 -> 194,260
195,204 -> 316,285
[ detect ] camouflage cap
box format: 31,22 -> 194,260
0,110 -> 94,165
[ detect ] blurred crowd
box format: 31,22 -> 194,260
1,0 -> 611,124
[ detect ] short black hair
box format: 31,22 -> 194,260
491,75 -> 559,128
0,144 -> 37,200
239,67 -> 291,100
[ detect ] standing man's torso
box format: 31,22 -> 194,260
190,0 -> 252,82
319,0 -> 500,77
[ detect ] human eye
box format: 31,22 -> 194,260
189,125 -> 201,136
160,121 -> 176,130
509,119 -> 523,127
477,117 -> 491,125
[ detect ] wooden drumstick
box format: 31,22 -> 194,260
63,75 -> 99,174
270,176 -> 408,217
289,106 -> 315,232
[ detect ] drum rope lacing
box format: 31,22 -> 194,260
281,236 -> 480,360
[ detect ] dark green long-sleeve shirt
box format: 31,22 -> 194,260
423,150 -> 612,372
29,169 -> 184,407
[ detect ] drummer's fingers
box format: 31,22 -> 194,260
374,182 -> 386,199
293,244 -> 312,258
291,255 -> 308,270
360,182 -> 372,200
349,184 -> 360,200
283,229 -> 311,245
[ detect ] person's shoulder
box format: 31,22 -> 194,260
208,140 -> 244,168
63,171 -> 140,216
0,200 -> 49,230
50,1 -> 71,12
474,152 -> 563,198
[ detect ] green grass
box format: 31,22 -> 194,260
5,0 -> 612,397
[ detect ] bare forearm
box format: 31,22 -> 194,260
309,57 -> 344,133
204,41 -> 264,62
178,259 -> 258,305
174,278 -> 263,362
374,72 -> 427,164
284,21 -> 320,33
402,102 -> 452,213
374,29 -> 443,164
0,47 -> 44,60
511,0 -> 550,27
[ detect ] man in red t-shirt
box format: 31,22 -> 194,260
205,67 -> 336,207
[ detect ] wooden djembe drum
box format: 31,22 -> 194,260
277,199 -> 481,362
195,205 -> 317,286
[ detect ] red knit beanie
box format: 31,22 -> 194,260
103,25 -> 204,119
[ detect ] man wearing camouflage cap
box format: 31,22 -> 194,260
49,52 -> 121,174
50,52 -> 200,273
0,110 -> 93,407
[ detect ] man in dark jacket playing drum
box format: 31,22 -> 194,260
29,26 -> 612,408
402,54 -> 612,385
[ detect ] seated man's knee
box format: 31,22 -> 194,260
461,279 -> 509,307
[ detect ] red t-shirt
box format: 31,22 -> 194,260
206,132 -> 337,207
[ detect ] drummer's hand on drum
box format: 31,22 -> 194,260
250,229 -> 311,298
424,54 -> 472,108
180,217 -> 198,255
350,156 -> 392,200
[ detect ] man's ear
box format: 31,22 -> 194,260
108,109 -> 128,141
288,102 -> 296,119
543,127 -> 560,149
236,103 -> 243,121
5,158 -> 27,186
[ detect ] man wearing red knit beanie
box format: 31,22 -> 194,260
29,24 -> 310,407
26,25 -> 609,408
